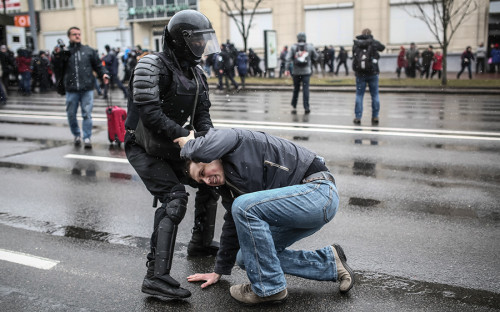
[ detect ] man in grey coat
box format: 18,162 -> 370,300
175,128 -> 354,305
285,32 -> 318,115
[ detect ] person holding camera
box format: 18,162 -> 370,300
57,26 -> 109,148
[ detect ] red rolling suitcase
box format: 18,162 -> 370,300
105,90 -> 127,146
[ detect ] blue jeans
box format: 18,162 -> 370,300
19,72 -> 31,94
65,91 -> 94,139
291,74 -> 311,111
232,179 -> 339,297
355,74 -> 380,119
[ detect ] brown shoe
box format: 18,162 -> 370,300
332,244 -> 355,293
230,283 -> 288,305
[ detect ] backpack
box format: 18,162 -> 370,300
352,39 -> 375,73
294,43 -> 309,67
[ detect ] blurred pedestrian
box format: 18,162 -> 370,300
396,46 -> 407,78
420,45 -> 434,79
352,28 -> 385,125
326,45 -> 335,73
102,45 -> 128,99
285,32 -> 318,115
279,46 -> 288,78
218,44 -> 239,91
335,46 -> 349,76
32,51 -> 51,93
248,48 -> 263,77
0,45 -> 16,94
406,42 -> 419,78
430,50 -> 443,79
16,48 -> 32,96
475,43 -> 486,74
490,43 -> 500,73
63,26 -> 109,148
457,46 -> 474,79
236,50 -> 248,88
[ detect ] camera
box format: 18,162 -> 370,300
57,39 -> 66,49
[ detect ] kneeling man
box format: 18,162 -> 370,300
175,128 -> 354,305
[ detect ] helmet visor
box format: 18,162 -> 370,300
184,29 -> 221,57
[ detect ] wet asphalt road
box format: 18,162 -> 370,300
0,87 -> 499,311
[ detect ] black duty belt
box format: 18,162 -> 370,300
302,171 -> 336,186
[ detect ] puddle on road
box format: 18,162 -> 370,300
0,161 -> 136,181
358,271 -> 500,310
0,212 -> 151,249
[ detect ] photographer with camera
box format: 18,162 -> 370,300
56,27 -> 109,149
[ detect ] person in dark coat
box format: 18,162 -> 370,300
420,45 -> 434,79
235,50 -> 248,88
457,46 -> 475,79
175,127 -> 354,305
102,45 -> 128,99
335,46 -> 349,76
248,48 -> 263,77
0,45 -> 16,94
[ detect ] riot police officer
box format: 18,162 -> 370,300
124,10 -> 221,299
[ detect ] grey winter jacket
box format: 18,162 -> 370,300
180,128 -> 317,275
64,42 -> 108,92
285,42 -> 319,76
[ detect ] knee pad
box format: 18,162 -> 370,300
165,198 -> 187,225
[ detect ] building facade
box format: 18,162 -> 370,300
2,0 -> 497,71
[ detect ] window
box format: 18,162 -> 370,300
229,9 -> 273,50
390,2 -> 439,44
42,0 -> 74,10
94,0 -> 116,5
305,3 -> 354,47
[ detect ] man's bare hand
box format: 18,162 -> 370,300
173,130 -> 195,148
187,272 -> 221,289
103,74 -> 110,85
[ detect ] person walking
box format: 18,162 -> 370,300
475,43 -> 486,74
335,46 -> 349,76
235,50 -> 248,89
248,48 -> 263,77
102,45 -> 128,99
430,50 -> 443,79
420,45 -> 434,79
457,46 -> 474,79
0,45 -> 15,94
490,43 -> 500,73
285,32 -> 319,115
16,48 -> 32,96
124,10 -> 221,300
352,28 -> 385,125
175,127 -> 354,305
62,27 -> 109,148
396,46 -> 407,78
279,46 -> 288,78
406,42 -> 419,78
217,44 -> 239,91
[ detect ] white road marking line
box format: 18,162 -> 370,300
213,122 -> 500,141
0,248 -> 59,270
2,112 -> 500,141
64,154 -> 130,163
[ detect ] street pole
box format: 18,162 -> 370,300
28,0 -> 38,52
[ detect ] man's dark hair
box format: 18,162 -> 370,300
67,26 -> 80,37
361,28 -> 372,36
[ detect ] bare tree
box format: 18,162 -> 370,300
403,0 -> 478,85
219,0 -> 264,52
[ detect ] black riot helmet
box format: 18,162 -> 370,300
163,10 -> 220,65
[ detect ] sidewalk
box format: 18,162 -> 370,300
209,71 -> 500,95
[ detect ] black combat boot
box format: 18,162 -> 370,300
187,226 -> 219,256
141,261 -> 191,299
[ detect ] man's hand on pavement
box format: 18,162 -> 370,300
187,272 -> 221,289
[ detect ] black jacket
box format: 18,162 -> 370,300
181,128 -> 317,275
352,34 -> 385,77
64,42 -> 108,92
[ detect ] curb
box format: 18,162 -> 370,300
208,83 -> 500,95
